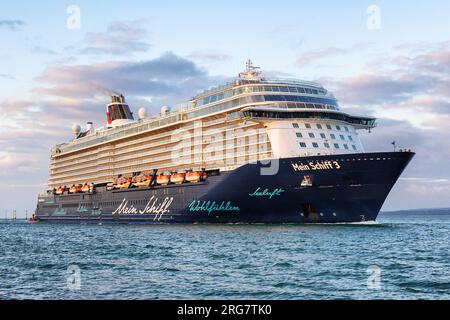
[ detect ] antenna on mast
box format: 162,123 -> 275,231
239,59 -> 263,81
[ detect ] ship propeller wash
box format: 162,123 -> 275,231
35,61 -> 414,224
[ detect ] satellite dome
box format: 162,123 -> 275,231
161,105 -> 170,116
138,107 -> 147,119
71,124 -> 81,136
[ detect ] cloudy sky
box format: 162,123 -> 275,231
1,0 -> 450,216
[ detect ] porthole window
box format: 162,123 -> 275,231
312,142 -> 319,148
296,132 -> 303,138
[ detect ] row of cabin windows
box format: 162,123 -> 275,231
299,142 -> 358,151
296,132 -> 354,141
198,85 -> 328,107
292,122 -> 351,132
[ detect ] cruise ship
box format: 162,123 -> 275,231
34,61 -> 414,224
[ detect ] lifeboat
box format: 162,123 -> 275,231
156,173 -> 171,186
107,177 -> 118,191
116,177 -> 131,189
133,174 -> 153,188
186,171 -> 202,183
55,186 -> 66,195
69,185 -> 78,193
81,183 -> 94,193
170,172 -> 186,185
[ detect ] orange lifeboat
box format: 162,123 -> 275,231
116,177 -> 131,189
69,184 -> 83,193
81,183 -> 93,193
55,186 -> 66,195
133,174 -> 153,188
156,173 -> 171,186
170,172 -> 186,185
107,177 -> 118,191
186,171 -> 206,183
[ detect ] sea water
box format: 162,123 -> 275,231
0,212 -> 449,299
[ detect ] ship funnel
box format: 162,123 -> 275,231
106,94 -> 135,126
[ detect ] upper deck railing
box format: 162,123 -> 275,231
191,77 -> 325,101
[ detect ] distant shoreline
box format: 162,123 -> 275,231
381,208 -> 450,215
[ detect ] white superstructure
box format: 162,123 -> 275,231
48,61 -> 376,188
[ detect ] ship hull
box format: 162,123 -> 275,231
35,152 -> 414,224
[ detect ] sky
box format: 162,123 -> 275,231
1,0 -> 450,217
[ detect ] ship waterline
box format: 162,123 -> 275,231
35,61 -> 414,224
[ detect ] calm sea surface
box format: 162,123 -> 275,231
0,213 -> 449,300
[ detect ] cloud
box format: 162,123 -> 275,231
326,41 -> 450,119
82,20 -> 151,55
187,51 -> 231,62
34,52 -> 224,107
0,74 -> 15,80
31,45 -> 57,55
331,74 -> 436,105
0,19 -> 24,31
297,47 -> 348,66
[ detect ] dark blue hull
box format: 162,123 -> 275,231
35,152 -> 414,224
